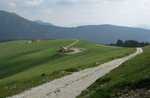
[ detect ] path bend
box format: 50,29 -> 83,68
9,48 -> 143,98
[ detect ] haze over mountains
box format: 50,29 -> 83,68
136,24 -> 150,30
0,10 -> 150,44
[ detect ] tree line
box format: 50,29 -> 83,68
111,40 -> 150,47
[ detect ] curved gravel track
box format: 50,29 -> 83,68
9,48 -> 143,98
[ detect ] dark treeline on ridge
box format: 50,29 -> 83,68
111,40 -> 150,47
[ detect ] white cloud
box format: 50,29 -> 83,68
25,0 -> 43,6
56,0 -> 121,5
0,0 -> 150,27
8,2 -> 16,8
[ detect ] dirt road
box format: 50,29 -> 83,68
9,48 -> 143,98
67,39 -> 79,48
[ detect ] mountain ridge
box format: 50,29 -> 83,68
0,10 -> 150,44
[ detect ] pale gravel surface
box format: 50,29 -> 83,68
8,48 -> 143,98
65,39 -> 84,55
66,48 -> 85,55
67,39 -> 79,48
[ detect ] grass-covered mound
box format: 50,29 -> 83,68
77,46 -> 150,98
0,39 -> 134,98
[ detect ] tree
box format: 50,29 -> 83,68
114,40 -> 150,47
116,40 -> 124,46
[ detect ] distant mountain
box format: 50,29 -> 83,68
0,10 -> 150,44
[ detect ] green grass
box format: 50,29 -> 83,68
77,46 -> 150,98
0,39 -> 134,98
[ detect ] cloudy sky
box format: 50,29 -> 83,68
0,0 -> 150,27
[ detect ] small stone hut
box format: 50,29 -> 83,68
59,47 -> 70,54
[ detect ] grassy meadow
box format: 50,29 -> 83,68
0,39 -> 134,98
77,46 -> 150,98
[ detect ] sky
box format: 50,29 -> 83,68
0,0 -> 150,27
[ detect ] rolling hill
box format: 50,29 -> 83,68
0,39 -> 134,97
0,10 -> 150,44
77,46 -> 150,98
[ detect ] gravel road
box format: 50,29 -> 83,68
9,48 -> 143,98
67,39 -> 79,48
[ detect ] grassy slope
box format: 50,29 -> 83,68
77,46 -> 150,98
0,39 -> 134,98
